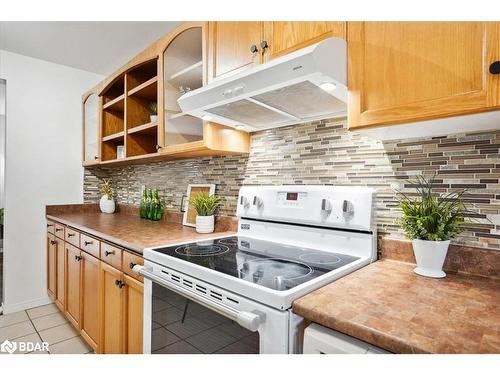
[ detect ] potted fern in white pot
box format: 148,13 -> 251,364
189,192 -> 222,234
396,175 -> 471,278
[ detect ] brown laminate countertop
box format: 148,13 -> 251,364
293,259 -> 500,354
46,211 -> 236,254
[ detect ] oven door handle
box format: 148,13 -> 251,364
133,265 -> 262,332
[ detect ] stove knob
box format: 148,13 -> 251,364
240,196 -> 250,208
321,198 -> 332,214
273,276 -> 285,291
252,196 -> 263,208
343,200 -> 354,215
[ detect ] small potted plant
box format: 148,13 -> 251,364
189,192 -> 222,234
149,102 -> 158,123
100,179 -> 116,214
396,175 -> 471,278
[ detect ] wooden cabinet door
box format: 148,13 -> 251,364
65,244 -> 81,328
262,22 -> 346,61
80,252 -> 100,352
348,22 -> 500,129
54,236 -> 65,310
47,234 -> 57,301
100,262 -> 124,354
207,21 -> 262,81
123,275 -> 143,354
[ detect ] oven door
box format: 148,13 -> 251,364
136,262 -> 291,354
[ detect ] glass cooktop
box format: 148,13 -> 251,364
151,236 -> 359,291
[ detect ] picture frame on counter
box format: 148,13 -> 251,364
183,184 -> 215,227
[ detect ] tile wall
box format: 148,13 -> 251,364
84,118 -> 500,250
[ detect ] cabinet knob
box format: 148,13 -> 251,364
104,250 -> 115,257
94,156 -> 99,160
75,255 -> 82,262
155,144 -> 162,151
260,40 -> 269,51
490,61 -> 500,75
115,279 -> 125,289
129,262 -> 136,269
250,44 -> 258,54
47,223 -> 54,228
84,240 -> 93,246
55,228 -> 63,232
67,233 -> 75,237
50,240 -> 57,245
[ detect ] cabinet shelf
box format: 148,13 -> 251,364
168,61 -> 203,89
127,121 -> 157,135
102,131 -> 125,142
127,76 -> 158,100
102,94 -> 125,111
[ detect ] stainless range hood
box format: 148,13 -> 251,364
177,37 -> 347,132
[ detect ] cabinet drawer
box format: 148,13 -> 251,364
47,220 -> 55,234
122,251 -> 144,282
80,234 -> 100,258
54,223 -> 65,239
101,242 -> 122,270
65,227 -> 80,248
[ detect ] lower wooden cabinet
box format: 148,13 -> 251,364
47,220 -> 143,354
65,243 -> 81,328
54,236 -> 65,310
80,251 -> 100,351
123,275 -> 144,354
46,233 -> 57,301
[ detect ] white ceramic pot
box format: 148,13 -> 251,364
150,115 -> 158,123
196,215 -> 214,234
99,195 -> 116,214
412,239 -> 450,278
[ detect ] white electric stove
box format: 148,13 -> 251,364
135,185 -> 376,354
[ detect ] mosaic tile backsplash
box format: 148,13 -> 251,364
84,118 -> 500,250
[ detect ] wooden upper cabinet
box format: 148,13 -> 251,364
208,21 -> 262,81
348,22 -> 500,129
262,22 -> 346,61
82,93 -> 100,165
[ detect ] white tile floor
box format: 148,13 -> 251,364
0,303 -> 93,354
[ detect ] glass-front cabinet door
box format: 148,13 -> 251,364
163,26 -> 204,148
83,93 -> 99,164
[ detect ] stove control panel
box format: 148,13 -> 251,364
236,185 -> 375,232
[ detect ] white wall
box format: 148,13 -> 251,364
0,50 -> 103,313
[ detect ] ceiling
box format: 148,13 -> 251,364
0,21 -> 181,75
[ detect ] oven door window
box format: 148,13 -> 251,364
151,282 -> 260,354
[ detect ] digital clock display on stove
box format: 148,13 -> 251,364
286,192 -> 298,201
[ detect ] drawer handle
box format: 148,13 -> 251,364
84,240 -> 93,246
50,240 -> 57,245
55,228 -> 63,232
115,279 -> 125,289
104,250 -> 116,257
67,233 -> 75,237
490,61 -> 500,75
47,224 -> 54,227
75,255 -> 82,262
129,262 -> 136,269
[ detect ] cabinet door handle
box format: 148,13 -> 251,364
55,228 -> 63,232
490,61 -> 500,75
47,224 -> 54,228
115,279 -> 125,289
250,44 -> 258,54
50,240 -> 57,245
104,250 -> 115,257
129,262 -> 136,269
67,233 -> 75,237
84,240 -> 93,246
75,255 -> 82,262
260,40 -> 269,53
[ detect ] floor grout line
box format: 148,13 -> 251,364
25,308 -> 45,354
